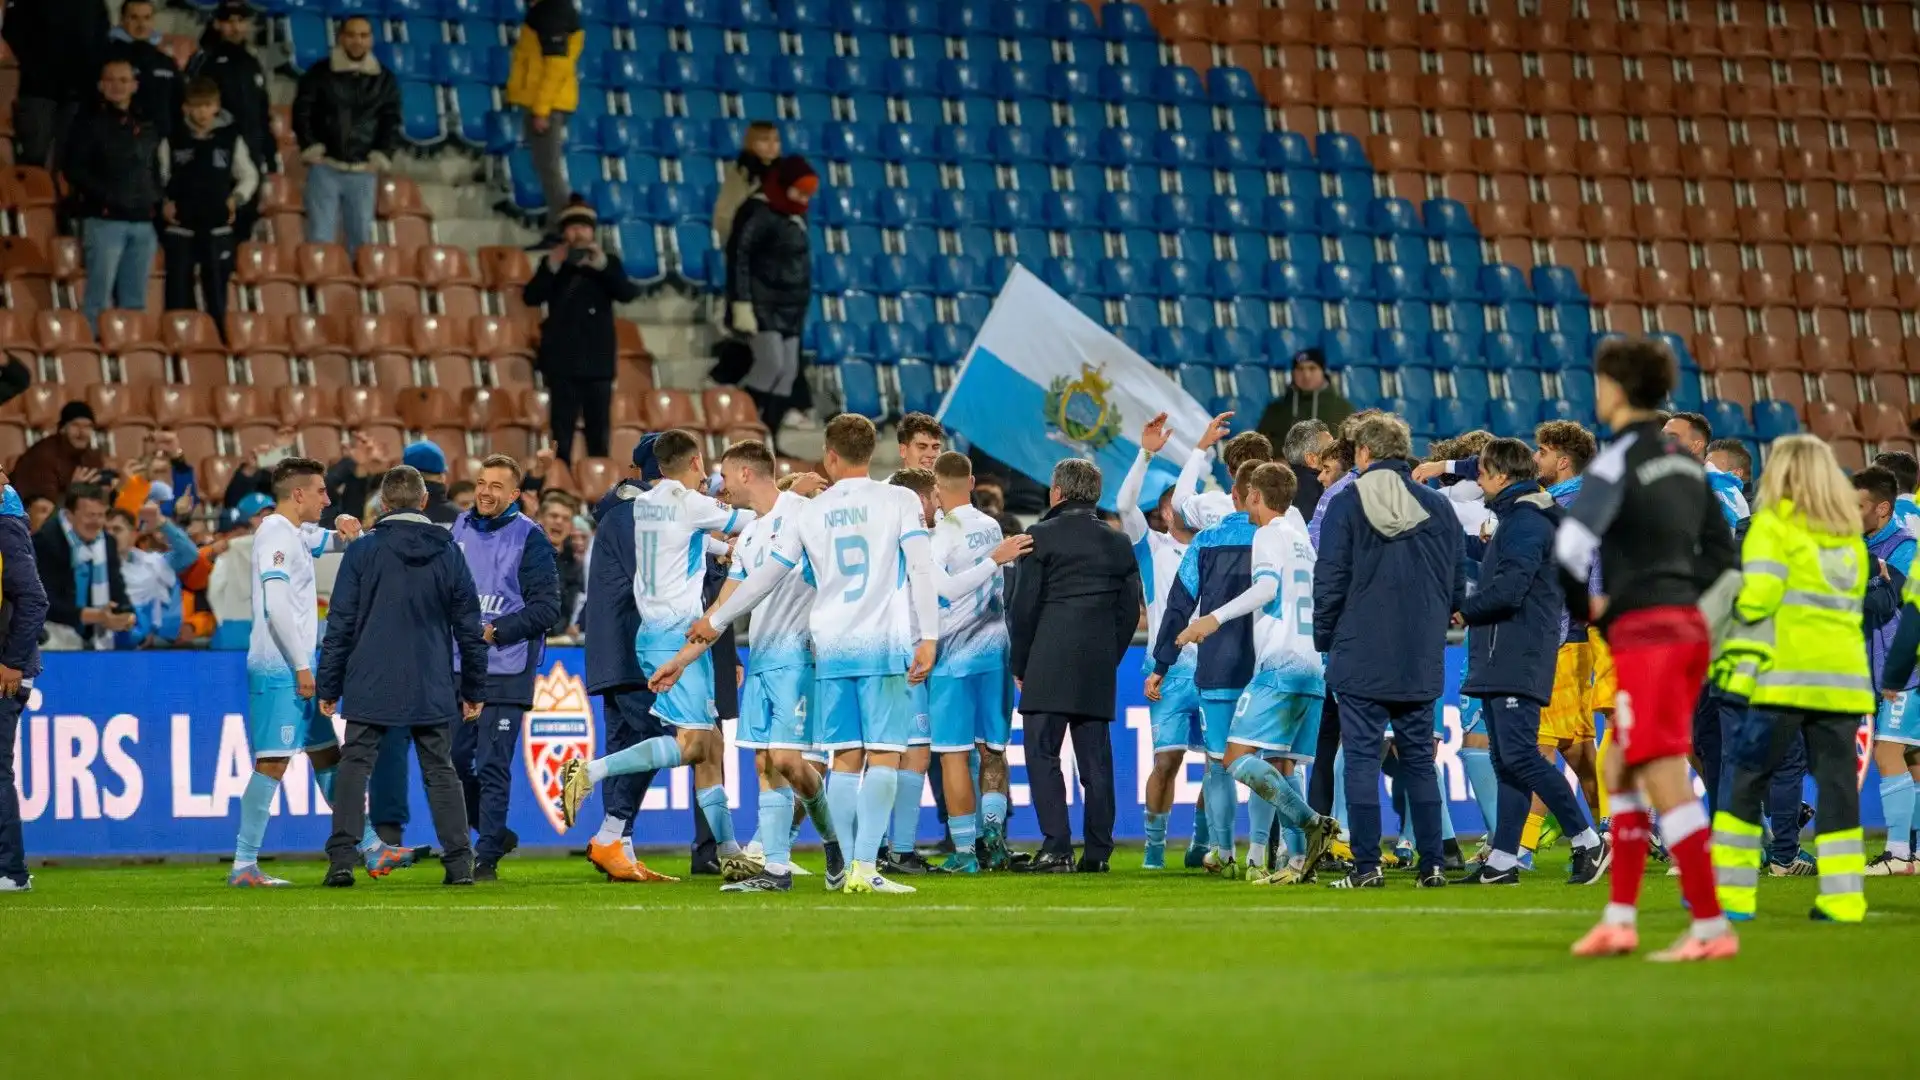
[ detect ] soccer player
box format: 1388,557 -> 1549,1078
1173,411 -> 1284,532
1874,450 -> 1920,533
884,412 -> 946,871
668,415 -> 944,894
924,453 -> 1030,872
1557,337 -> 1739,961
1176,462 -> 1339,884
1664,411 -> 1749,528
1122,415 -> 1204,869
1857,466 -> 1920,874
555,430 -> 756,876
230,457 -> 375,886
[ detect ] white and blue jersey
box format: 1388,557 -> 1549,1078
1230,516 -> 1326,756
732,491 -> 815,673
630,479 -> 750,654
246,512 -> 342,758
1707,464 -> 1750,529
1897,493 -> 1920,535
930,504 -> 1007,677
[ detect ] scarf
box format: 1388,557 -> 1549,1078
468,499 -> 522,534
122,547 -> 181,642
61,512 -> 112,649
0,486 -> 24,519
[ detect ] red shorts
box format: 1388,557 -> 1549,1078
1604,605 -> 1711,767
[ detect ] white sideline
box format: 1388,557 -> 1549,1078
12,903 -> 1603,917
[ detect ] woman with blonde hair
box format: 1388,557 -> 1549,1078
1709,434 -> 1874,924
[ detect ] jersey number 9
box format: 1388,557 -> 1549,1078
834,535 -> 870,602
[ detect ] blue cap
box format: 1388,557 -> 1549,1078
402,440 -> 447,475
236,492 -> 273,521
1138,461 -> 1182,510
633,433 -> 663,482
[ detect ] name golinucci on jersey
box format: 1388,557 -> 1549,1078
634,504 -> 681,522
825,507 -> 869,528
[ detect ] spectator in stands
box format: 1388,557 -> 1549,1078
505,0 -> 582,248
145,429 -> 199,517
3,0 -> 110,169
186,0 -> 277,240
725,155 -> 818,445
104,504 -> 194,648
1282,419 -> 1333,523
712,121 -> 779,250
222,427 -> 295,509
0,473 -> 47,893
1707,437 -> 1753,492
524,196 -> 638,463
403,441 -> 460,524
322,430 -> 390,527
161,78 -> 258,335
292,16 -> 399,259
65,59 -> 165,331
203,491 -> 273,649
23,496 -> 54,536
106,0 -> 179,133
14,402 -> 107,506
447,480 -> 476,513
34,483 -> 136,650
0,357 -> 28,416
1256,348 -> 1353,452
540,491 -> 585,636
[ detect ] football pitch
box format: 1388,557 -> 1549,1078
3,847 -> 1911,1078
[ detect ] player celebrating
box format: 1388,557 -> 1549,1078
1173,411 -> 1288,532
1556,338 -> 1739,961
1176,462 -> 1340,883
556,430 -> 755,877
1121,415 -> 1204,869
886,413 -> 946,871
230,457 -> 373,886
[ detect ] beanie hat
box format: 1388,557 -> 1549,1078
633,433 -> 663,483
763,155 -> 819,216
556,193 -> 598,231
402,440 -> 448,475
1292,346 -> 1328,371
59,400 -> 95,428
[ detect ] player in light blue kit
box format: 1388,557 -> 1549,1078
557,430 -> 756,876
230,457 -> 381,886
1178,462 -> 1340,883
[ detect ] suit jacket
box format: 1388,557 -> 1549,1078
32,517 -> 129,638
1008,499 -> 1140,720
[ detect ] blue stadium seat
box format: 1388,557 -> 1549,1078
1098,191 -> 1147,230
897,359 -> 941,415
1366,197 -> 1421,236
813,253 -> 857,294
1317,328 -> 1365,370
286,13 -> 332,71
874,188 -> 929,228
1152,193 -> 1199,231
874,254 -> 931,294
1504,369 -> 1545,414
1452,368 -> 1492,410
1317,197 -> 1363,236
1424,265 -> 1477,303
1374,329 -> 1425,369
1260,131 -> 1314,170
590,179 -> 631,223
1478,264 -> 1530,303
1206,329 -> 1257,367
987,191 -> 1035,229
1420,198 -> 1475,236
1208,262 -> 1255,300
1431,398 -> 1482,437
1341,366 -> 1385,409
927,255 -> 982,297
1154,258 -> 1200,299
1487,400 -> 1532,438
1319,264 -> 1370,302
1206,66 -> 1259,104
398,82 -> 444,144
1537,399 -> 1580,424
1041,257 -> 1089,297
1176,364 -> 1217,404
928,324 -> 971,367
1560,370 -> 1596,412
838,360 -> 885,419
715,0 -> 777,27
1151,327 -> 1203,368
1530,266 -> 1584,305
1232,365 -> 1274,421
1534,332 -> 1586,372
1373,264 -> 1423,303
1153,131 -> 1201,168
1265,195 -> 1320,235
1396,366 -> 1438,406
871,322 -> 923,364
1044,1 -> 1097,38
1042,191 -> 1087,230
812,322 -> 864,364
1152,65 -> 1205,106
450,84 -> 495,144
1706,399 -> 1753,440
778,0 -> 827,27
1265,263 -> 1315,300
1478,331 -> 1527,371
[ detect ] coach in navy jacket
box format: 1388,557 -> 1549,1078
319,466 -> 487,883
1312,415 -> 1463,882
584,477 -> 671,843
0,484 -> 48,890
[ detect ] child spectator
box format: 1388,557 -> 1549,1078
161,78 -> 259,335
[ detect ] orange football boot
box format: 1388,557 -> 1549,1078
588,839 -> 679,883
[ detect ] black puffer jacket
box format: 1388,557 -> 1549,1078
187,35 -> 278,172
523,252 -> 641,381
62,98 -> 164,221
725,196 -> 811,337
291,49 -> 400,166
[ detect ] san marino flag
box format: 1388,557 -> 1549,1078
936,264 -> 1215,509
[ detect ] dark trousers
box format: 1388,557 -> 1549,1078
14,97 -> 76,170
600,688 -> 666,829
1692,688 -> 1731,817
451,705 -> 523,862
369,724 -> 412,835
549,376 -> 613,463
1024,712 -> 1114,863
0,693 -> 25,880
1483,695 -> 1591,856
1308,693 -> 1341,815
327,721 -> 472,871
161,226 -> 235,330
1718,714 -> 1810,864
1723,707 -> 1858,857
1340,695 -> 1443,875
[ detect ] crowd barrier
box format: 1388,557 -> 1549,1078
15,647 -> 1873,857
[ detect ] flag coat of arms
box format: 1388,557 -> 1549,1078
937,264 -> 1217,508
523,661 -> 595,834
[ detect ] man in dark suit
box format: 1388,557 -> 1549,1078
1009,458 -> 1141,873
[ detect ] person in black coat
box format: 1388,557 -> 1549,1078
1008,458 -> 1142,873
106,0 -> 180,134
291,16 -> 399,259
186,1 -> 278,240
0,480 -> 49,891
318,466 -> 487,886
1282,418 -> 1332,523
3,0 -> 110,169
724,155 -> 817,443
524,196 -> 639,463
33,484 -> 136,650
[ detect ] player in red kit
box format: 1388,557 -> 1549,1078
1553,338 -> 1741,961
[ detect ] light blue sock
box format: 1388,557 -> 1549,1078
948,805 -> 978,859
1204,762 -> 1236,857
593,735 -> 682,780
1247,787 -> 1278,864
1882,774 -> 1916,857
1188,791 -> 1210,851
889,769 -> 924,854
1281,769 -> 1307,858
826,771 -> 860,849
1460,747 -> 1499,839
854,765 -> 899,865
1436,762 -> 1457,841
1333,749 -> 1349,840
803,787 -> 841,845
760,786 -> 795,870
696,785 -> 736,852
1144,810 -> 1169,848
233,771 -> 279,866
1229,754 -> 1315,829
981,791 -> 1008,835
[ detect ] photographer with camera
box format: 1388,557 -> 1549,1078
523,195 -> 639,465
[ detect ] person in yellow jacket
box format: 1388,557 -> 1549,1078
505,0 -> 582,245
1709,435 -> 1874,925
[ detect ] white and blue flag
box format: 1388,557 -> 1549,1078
936,264 -> 1214,509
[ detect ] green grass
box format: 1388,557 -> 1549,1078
2,846 -> 1912,1078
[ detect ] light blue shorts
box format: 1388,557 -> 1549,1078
930,669 -> 1008,752
248,682 -> 335,759
908,681 -> 932,746
1232,675 -> 1322,758
740,664 -> 815,750
818,673 -> 916,752
1457,695 -> 1485,737
639,650 -> 716,730
1149,673 -> 1203,753
1200,695 -> 1238,759
1878,689 -> 1920,747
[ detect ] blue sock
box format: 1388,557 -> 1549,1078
594,736 -> 682,780
1229,755 -> 1315,828
696,785 -> 736,852
854,765 -> 899,865
233,771 -> 279,866
1204,762 -> 1236,857
1332,749 -> 1349,839
1188,792 -> 1210,850
1145,810 -> 1169,848
890,769 -> 924,854
1281,769 -> 1307,859
826,772 -> 859,849
1247,787 -> 1277,865
760,786 -> 795,870
1882,774 -> 1916,857
1460,747 -> 1498,840
949,806 -> 978,859
981,791 -> 1008,835
1436,762 -> 1457,841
